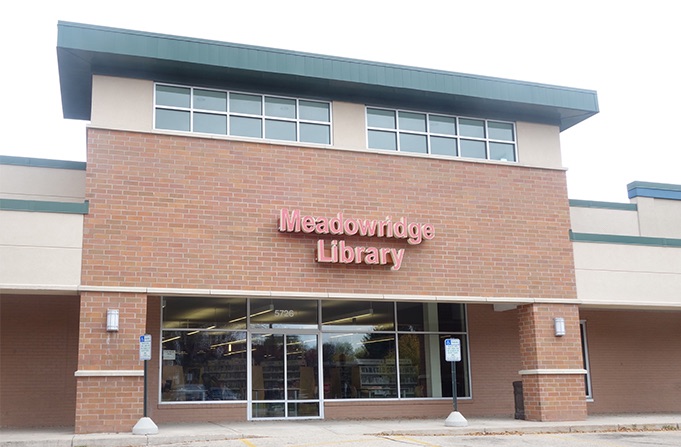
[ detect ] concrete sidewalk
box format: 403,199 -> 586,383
1,414 -> 680,447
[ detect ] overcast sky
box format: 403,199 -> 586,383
2,1 -> 679,201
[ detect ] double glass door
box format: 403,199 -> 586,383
250,332 -> 321,419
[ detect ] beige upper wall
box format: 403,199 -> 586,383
570,207 -> 640,236
0,211 -> 83,288
91,75 -> 565,170
515,122 -> 562,168
91,75 -> 153,131
633,196 -> 681,238
0,164 -> 85,202
573,242 -> 681,308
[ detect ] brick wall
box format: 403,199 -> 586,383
75,292 -> 148,433
518,303 -> 586,421
582,309 -> 681,413
0,295 -> 79,428
82,129 -> 577,299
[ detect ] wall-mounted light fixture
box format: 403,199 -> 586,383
554,317 -> 566,337
107,309 -> 120,332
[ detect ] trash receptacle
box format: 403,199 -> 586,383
513,380 -> 525,420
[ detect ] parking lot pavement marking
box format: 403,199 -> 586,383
240,439 -> 258,447
382,436 -> 442,447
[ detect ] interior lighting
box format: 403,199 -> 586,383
323,309 -> 374,325
228,304 -> 274,323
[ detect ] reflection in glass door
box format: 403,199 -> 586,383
251,333 -> 320,418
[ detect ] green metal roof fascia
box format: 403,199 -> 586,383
0,199 -> 89,214
0,155 -> 86,170
570,231 -> 681,248
57,21 -> 598,127
569,199 -> 637,211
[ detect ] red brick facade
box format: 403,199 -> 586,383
70,128 -> 584,432
75,291 -> 148,433
82,129 -> 577,298
0,295 -> 79,428
518,304 -> 586,421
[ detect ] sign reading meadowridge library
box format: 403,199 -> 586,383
278,208 -> 434,271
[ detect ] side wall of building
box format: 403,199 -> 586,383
0,295 -> 80,427
582,309 -> 681,413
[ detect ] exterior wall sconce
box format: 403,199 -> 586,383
554,317 -> 566,337
107,309 -> 120,332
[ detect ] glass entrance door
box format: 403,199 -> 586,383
250,333 -> 320,418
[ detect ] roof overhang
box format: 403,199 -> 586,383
57,21 -> 598,130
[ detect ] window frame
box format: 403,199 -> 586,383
366,106 -> 517,162
154,83 -> 333,145
160,298 -> 472,404
580,320 -> 593,400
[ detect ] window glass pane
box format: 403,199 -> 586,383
299,100 -> 330,122
437,303 -> 466,333
321,333 -> 397,399
396,302 -> 425,331
249,299 -> 318,329
161,330 -> 247,401
398,334 -> 443,397
156,85 -> 190,108
397,303 -> 450,332
265,119 -> 296,141
156,109 -> 190,131
368,130 -> 397,151
459,118 -> 485,138
265,97 -> 296,119
398,111 -> 426,132
300,123 -> 330,144
230,93 -> 262,115
230,116 -> 262,138
489,142 -> 516,162
429,115 -> 456,135
399,133 -> 427,153
459,139 -> 486,159
194,113 -> 227,134
322,300 -> 394,331
488,121 -> 514,141
430,136 -> 457,156
367,108 -> 396,129
251,334 -> 285,401
194,89 -> 227,112
162,297 -> 247,330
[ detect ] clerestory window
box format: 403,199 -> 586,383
367,107 -> 516,162
155,84 -> 332,145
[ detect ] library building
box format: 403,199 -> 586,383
0,22 -> 679,434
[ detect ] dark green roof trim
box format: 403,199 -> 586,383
569,199 -> 637,211
0,199 -> 89,214
627,181 -> 681,201
0,155 -> 86,170
570,231 -> 681,248
57,21 -> 598,130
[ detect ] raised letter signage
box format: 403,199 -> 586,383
278,208 -> 434,271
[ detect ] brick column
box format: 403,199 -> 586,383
75,291 -> 148,434
517,303 -> 586,421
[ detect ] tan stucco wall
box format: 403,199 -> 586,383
0,164 -> 85,202
0,211 -> 83,287
91,75 -> 153,132
570,207 -> 640,236
573,242 -> 681,308
633,196 -> 681,238
332,101 -> 366,150
89,76 -> 565,171
516,121 -> 562,169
